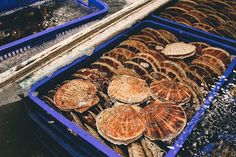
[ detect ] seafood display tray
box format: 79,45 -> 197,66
28,20 -> 236,157
0,0 -> 108,61
149,16 -> 236,47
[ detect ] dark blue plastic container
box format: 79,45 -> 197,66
0,0 -> 108,61
28,20 -> 236,157
149,16 -> 236,47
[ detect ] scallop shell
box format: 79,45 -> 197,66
191,59 -> 221,78
91,62 -> 116,78
105,48 -> 135,62
118,40 -> 149,53
186,70 -> 208,91
150,80 -> 191,104
150,71 -> 171,81
190,42 -> 209,58
201,47 -> 231,66
181,13 -> 201,24
144,50 -> 166,61
193,22 -> 217,33
142,74 -> 155,85
128,141 -> 146,157
142,101 -> 187,141
141,28 -> 170,45
197,54 -> 226,74
136,52 -> 161,69
131,56 -> 158,73
129,35 -> 156,45
158,67 -> 182,82
159,60 -> 187,78
115,67 -> 140,78
141,137 -> 166,157
108,75 -> 151,104
156,29 -> 178,43
72,68 -> 108,85
172,16 -> 192,26
123,61 -> 149,77
161,42 -> 196,59
99,56 -> 123,69
108,75 -> 150,104
54,80 -> 99,113
96,103 -> 146,145
189,65 -> 214,87
164,7 -> 188,16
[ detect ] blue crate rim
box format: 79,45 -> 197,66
29,20 -> 236,157
0,0 -> 108,57
150,15 -> 236,46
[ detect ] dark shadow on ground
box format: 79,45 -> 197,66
0,99 -> 49,157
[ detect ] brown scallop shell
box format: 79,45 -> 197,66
128,141 -> 146,157
201,47 -> 231,66
144,50 -> 166,61
142,101 -> 187,141
104,48 -> 135,63
150,80 -> 191,104
115,67 -> 140,78
188,10 -> 207,20
118,40 -> 149,53
190,42 -> 209,58
159,12 -> 175,21
142,74 -> 155,85
156,29 -> 178,43
54,80 -> 99,113
158,67 -> 182,82
191,59 -> 220,79
195,4 -> 215,13
129,35 -> 156,45
197,54 -> 226,74
173,59 -> 189,71
108,75 -> 151,104
123,61 -> 149,76
136,52 -> 160,70
72,68 -> 108,88
194,7 -> 215,15
91,62 -> 116,78
186,70 -> 208,91
99,56 -> 123,69
172,16 -> 192,26
216,26 -> 236,39
179,0 -> 197,6
96,104 -> 146,145
141,28 -> 170,45
150,71 -> 171,81
182,78 -> 203,110
193,22 -> 217,33
174,3 -> 196,10
179,13 -> 201,24
131,56 -> 158,73
189,65 -> 214,87
160,60 -> 187,78
164,7 -> 188,16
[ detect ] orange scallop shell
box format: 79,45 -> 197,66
96,103 -> 146,145
150,80 -> 191,104
54,80 -> 99,113
201,47 -> 231,66
142,101 -> 186,141
108,75 -> 151,104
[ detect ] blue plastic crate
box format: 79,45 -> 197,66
28,20 -> 236,157
0,0 -> 108,61
149,15 -> 236,47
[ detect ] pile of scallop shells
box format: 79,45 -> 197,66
41,27 -> 231,157
159,0 -> 236,39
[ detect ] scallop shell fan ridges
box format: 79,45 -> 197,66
96,103 -> 146,145
161,42 -> 196,59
